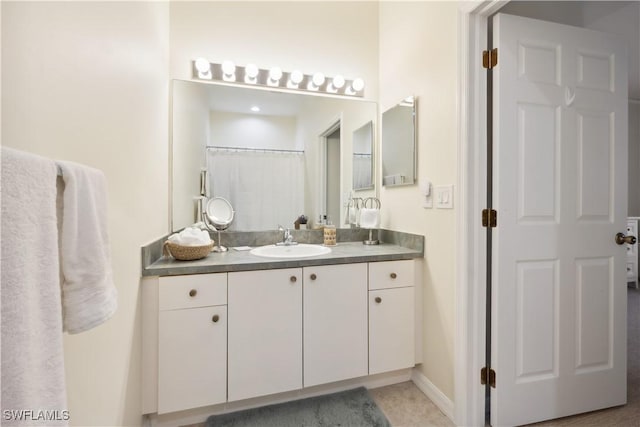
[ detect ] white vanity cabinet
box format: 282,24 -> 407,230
227,268 -> 303,401
157,273 -> 227,414
303,263 -> 368,387
143,257 -> 419,418
368,260 -> 416,375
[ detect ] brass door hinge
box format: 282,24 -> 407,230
482,209 -> 497,228
482,48 -> 498,69
481,367 -> 496,388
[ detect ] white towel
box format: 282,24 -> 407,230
1,147 -> 68,426
359,208 -> 380,229
168,227 -> 212,246
57,160 -> 117,334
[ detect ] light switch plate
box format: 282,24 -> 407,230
419,177 -> 433,209
434,185 -> 454,209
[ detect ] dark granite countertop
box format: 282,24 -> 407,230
141,229 -> 424,277
142,241 -> 422,277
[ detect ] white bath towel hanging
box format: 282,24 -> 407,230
359,208 -> 380,229
1,147 -> 68,426
57,160 -> 117,334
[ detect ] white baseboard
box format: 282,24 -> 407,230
411,368 -> 455,423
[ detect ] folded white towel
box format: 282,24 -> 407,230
359,208 -> 380,229
168,227 -> 212,246
57,161 -> 117,334
1,147 -> 68,426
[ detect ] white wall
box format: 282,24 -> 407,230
378,1 -> 458,400
173,80 -> 210,230
169,1 -> 379,101
210,111 -> 298,151
1,2 -> 169,426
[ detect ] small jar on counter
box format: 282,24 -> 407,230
323,224 -> 336,246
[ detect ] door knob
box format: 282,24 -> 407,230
615,232 -> 637,245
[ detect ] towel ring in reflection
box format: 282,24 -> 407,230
363,197 -> 381,209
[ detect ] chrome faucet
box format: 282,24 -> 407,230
277,225 -> 297,246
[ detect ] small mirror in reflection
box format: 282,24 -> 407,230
352,121 -> 374,191
381,96 -> 416,187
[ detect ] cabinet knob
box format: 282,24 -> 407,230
310,273 -> 317,280
390,272 -> 397,279
375,296 -> 382,303
290,276 -> 297,283
212,314 -> 219,323
189,289 -> 197,297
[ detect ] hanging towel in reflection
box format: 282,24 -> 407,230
1,147 -> 68,426
359,208 -> 380,229
57,161 -> 117,334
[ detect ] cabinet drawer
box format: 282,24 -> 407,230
368,260 -> 415,290
159,273 -> 227,310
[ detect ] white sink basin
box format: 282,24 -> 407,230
250,244 -> 332,259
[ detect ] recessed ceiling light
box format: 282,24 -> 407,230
250,106 -> 260,112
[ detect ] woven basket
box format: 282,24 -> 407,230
163,240 -> 214,261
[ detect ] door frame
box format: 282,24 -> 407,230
455,1 -> 509,426
318,118 -> 342,223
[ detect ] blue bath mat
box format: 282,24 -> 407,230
205,387 -> 391,427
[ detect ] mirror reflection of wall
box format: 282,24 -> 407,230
381,96 -> 417,187
352,121 -> 374,191
171,80 -> 377,232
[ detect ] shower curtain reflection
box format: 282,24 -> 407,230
206,148 -> 305,231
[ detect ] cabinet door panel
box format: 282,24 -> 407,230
228,268 -> 302,401
369,287 -> 415,374
303,263 -> 368,387
158,306 -> 227,414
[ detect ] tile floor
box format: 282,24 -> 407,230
369,381 -> 454,427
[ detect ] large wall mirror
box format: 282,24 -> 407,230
171,79 -> 377,232
381,96 -> 416,186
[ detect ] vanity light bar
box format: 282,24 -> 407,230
192,58 -> 365,97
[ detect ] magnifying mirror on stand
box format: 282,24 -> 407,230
202,197 -> 235,252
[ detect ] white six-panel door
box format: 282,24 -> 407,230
492,13 -> 628,426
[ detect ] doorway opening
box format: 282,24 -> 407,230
319,119 -> 342,225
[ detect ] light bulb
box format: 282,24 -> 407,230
221,60 -> 236,81
245,63 -> 259,83
351,78 -> 365,92
308,72 -> 325,91
327,74 -> 345,93
288,70 -> 304,88
194,57 -> 212,79
312,72 -> 325,87
268,67 -> 283,86
250,106 -> 260,112
332,75 -> 345,89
